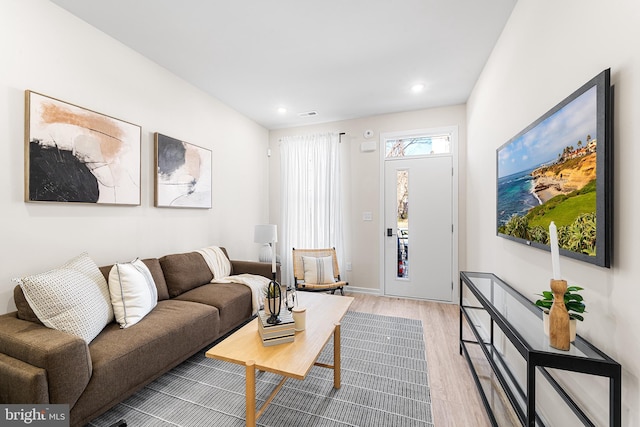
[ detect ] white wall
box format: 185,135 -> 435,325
0,0 -> 269,314
467,0 -> 640,424
269,105 -> 466,293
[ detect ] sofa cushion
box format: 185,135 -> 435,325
108,259 -> 158,328
229,259 -> 272,278
99,258 -> 170,301
13,253 -> 114,343
13,286 -> 42,325
159,252 -> 214,298
71,299 -> 219,425
175,282 -> 252,335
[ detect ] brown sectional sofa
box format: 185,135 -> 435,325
0,248 -> 272,427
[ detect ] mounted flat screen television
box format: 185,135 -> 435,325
497,69 -> 612,268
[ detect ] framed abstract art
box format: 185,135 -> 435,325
154,133 -> 212,209
25,91 -> 142,205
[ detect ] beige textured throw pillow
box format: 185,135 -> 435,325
302,255 -> 336,284
14,252 -> 114,343
109,259 -> 158,328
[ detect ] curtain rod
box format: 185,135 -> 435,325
278,132 -> 346,143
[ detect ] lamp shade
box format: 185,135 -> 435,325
254,224 -> 277,244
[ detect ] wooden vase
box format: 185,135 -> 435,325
549,279 -> 570,350
543,310 -> 577,342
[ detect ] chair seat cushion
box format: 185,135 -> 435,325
298,280 -> 347,290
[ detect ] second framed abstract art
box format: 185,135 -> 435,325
154,133 -> 212,209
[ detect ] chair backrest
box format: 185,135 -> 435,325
292,248 -> 340,283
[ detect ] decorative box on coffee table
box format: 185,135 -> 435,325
257,310 -> 295,346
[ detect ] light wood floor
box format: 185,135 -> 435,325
345,292 -> 490,427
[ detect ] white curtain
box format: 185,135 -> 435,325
280,132 -> 344,287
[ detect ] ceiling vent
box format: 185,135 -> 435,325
298,111 -> 318,117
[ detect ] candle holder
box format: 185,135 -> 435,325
549,279 -> 570,350
265,279 -> 282,325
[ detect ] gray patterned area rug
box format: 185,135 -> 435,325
88,311 -> 434,427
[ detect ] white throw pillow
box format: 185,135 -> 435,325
302,256 -> 336,284
108,259 -> 158,328
14,252 -> 114,343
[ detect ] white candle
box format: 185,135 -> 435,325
271,242 -> 277,276
549,221 -> 561,280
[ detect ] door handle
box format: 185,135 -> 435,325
387,228 -> 395,237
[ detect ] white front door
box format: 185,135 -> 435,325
382,132 -> 455,302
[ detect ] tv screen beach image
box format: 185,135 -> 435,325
497,85 -> 598,257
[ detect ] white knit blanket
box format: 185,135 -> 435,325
196,246 -> 231,279
214,274 -> 270,315
197,246 -> 267,315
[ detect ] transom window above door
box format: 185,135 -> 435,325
385,134 -> 451,158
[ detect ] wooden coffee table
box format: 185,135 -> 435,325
205,291 -> 353,427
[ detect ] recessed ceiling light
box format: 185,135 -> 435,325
277,107 -> 287,114
411,83 -> 425,93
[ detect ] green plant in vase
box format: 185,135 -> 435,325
262,283 -> 279,299
535,285 -> 586,321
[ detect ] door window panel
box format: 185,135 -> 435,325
397,170 -> 409,278
385,134 -> 451,158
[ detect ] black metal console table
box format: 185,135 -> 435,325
459,271 -> 621,426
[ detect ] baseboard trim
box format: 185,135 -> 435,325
344,286 -> 381,296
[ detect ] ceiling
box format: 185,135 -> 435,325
50,0 -> 517,130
